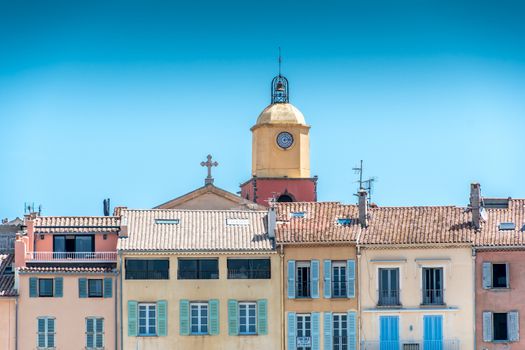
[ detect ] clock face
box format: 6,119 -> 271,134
276,132 -> 294,149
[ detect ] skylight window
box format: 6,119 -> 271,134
155,219 -> 180,225
499,222 -> 516,231
290,212 -> 306,218
337,218 -> 354,226
226,218 -> 250,226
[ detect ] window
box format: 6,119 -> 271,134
296,314 -> 312,350
337,218 -> 354,226
125,259 -> 169,280
88,279 -> 103,298
333,313 -> 348,350
155,219 -> 180,224
484,311 -> 519,342
332,262 -> 347,298
492,264 -> 509,288
494,313 -> 508,341
178,259 -> 218,279
378,268 -> 399,306
86,317 -> 104,349
190,303 -> 209,335
296,262 -> 311,298
227,259 -> 271,279
53,235 -> 94,257
39,279 -> 54,297
499,222 -> 516,231
37,317 -> 55,349
422,268 -> 444,305
290,211 -> 306,218
138,303 -> 157,336
239,302 -> 257,335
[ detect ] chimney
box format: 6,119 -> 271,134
470,182 -> 482,230
358,189 -> 368,228
119,215 -> 128,238
267,205 -> 276,238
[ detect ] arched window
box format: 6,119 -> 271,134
277,194 -> 294,202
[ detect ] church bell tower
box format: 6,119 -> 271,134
240,60 -> 317,206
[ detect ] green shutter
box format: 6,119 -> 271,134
228,299 -> 239,336
103,278 -> 113,298
37,318 -> 46,347
209,299 -> 220,335
257,299 -> 268,335
96,319 -> 104,347
127,301 -> 138,336
86,318 -> 94,348
47,318 -> 55,347
157,300 -> 168,336
54,277 -> 63,298
30,277 -> 38,298
179,300 -> 190,336
78,278 -> 88,298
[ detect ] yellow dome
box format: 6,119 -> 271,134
256,103 -> 306,126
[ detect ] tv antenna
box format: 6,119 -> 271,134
352,160 -> 378,204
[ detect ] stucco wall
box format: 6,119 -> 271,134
0,298 -> 16,350
476,250 -> 525,350
359,246 -> 474,349
122,253 -> 282,350
167,192 -> 242,210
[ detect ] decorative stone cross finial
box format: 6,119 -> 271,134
200,154 -> 219,185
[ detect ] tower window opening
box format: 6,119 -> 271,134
277,194 -> 294,203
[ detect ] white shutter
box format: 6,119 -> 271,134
482,262 -> 492,289
483,311 -> 493,342
508,311 -> 519,342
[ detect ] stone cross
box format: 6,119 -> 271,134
200,154 -> 219,185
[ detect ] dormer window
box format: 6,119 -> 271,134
155,219 -> 180,225
290,212 -> 306,219
226,218 -> 250,226
499,222 -> 516,231
337,218 -> 354,226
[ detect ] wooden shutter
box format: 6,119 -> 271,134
323,312 -> 332,350
86,318 -> 94,348
47,318 -> 55,347
347,260 -> 356,298
323,260 -> 332,299
157,300 -> 168,336
312,312 -> 320,350
311,260 -> 320,298
103,278 -> 113,298
54,277 -> 63,298
209,299 -> 220,335
482,311 -> 493,342
506,263 -> 510,288
127,301 -> 138,336
179,300 -> 190,335
288,260 -> 296,299
95,318 -> 104,348
482,262 -> 492,289
78,278 -> 88,298
37,318 -> 46,347
257,299 -> 268,335
228,299 -> 238,336
29,277 -> 38,298
508,311 -> 519,342
347,311 -> 357,350
287,312 -> 296,350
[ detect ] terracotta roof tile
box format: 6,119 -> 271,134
18,266 -> 116,274
475,199 -> 525,247
34,216 -> 120,233
0,254 -> 16,296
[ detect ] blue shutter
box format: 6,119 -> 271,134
228,300 -> 239,336
347,260 -> 356,298
347,311 -> 357,350
508,311 -> 519,342
288,260 -> 296,299
257,299 -> 268,335
47,318 -> 55,347
312,312 -> 320,350
78,278 -> 88,298
96,319 -> 104,348
103,278 -> 113,298
54,277 -> 63,298
311,260 -> 320,298
323,260 -> 332,299
323,312 -> 332,350
157,300 -> 168,336
30,277 -> 38,298
86,318 -> 94,348
287,312 -> 296,350
179,300 -> 190,335
37,318 -> 46,347
127,301 -> 138,336
209,299 -> 220,335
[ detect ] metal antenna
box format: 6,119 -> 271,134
352,160 -> 364,190
352,160 -> 378,204
278,47 -> 282,76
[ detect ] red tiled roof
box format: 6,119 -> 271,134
34,216 -> 120,233
475,199 -> 525,247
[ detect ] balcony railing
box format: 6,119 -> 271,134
378,289 -> 400,306
422,288 -> 444,305
27,251 -> 117,262
361,339 -> 460,350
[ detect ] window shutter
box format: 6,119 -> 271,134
86,318 -> 94,348
312,312 -> 320,350
157,300 -> 168,336
508,311 -> 519,342
47,318 -> 55,347
29,277 -> 38,298
287,260 -> 296,299
257,299 -> 268,335
506,263 -> 510,288
78,278 -> 88,298
96,319 -> 104,348
323,312 -> 332,350
347,311 -> 357,350
209,299 -> 220,335
37,318 -> 46,347
228,299 -> 239,336
323,260 -> 332,299
179,300 -> 190,335
54,277 -> 63,298
103,278 -> 113,298
287,312 -> 296,350
127,301 -> 138,337
482,311 -> 493,342
347,260 -> 356,298
311,260 -> 320,298
482,262 -> 492,289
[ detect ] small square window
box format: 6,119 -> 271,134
38,279 -> 54,297
499,222 -> 516,231
88,279 -> 103,297
290,212 -> 306,218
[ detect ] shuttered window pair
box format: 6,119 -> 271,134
323,260 -> 356,299
227,299 -> 268,336
78,278 -> 113,298
29,277 -> 63,298
86,317 -> 104,349
482,262 -> 510,289
483,311 -> 519,343
179,300 -> 219,336
127,300 -> 168,337
37,317 -> 55,349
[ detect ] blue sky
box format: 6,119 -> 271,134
1,0 -> 524,218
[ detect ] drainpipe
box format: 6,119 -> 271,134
472,248 -> 477,350
119,253 -> 124,350
280,243 -> 285,350
356,245 -> 362,350
114,273 -> 118,350
15,296 -> 18,350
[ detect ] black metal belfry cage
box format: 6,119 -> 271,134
271,74 -> 289,104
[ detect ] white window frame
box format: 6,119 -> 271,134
332,261 -> 347,298
333,313 -> 348,350
138,303 -> 157,336
37,317 -> 55,350
190,302 -> 209,335
86,317 -> 104,350
296,261 -> 312,298
296,313 -> 312,350
238,302 -> 257,335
